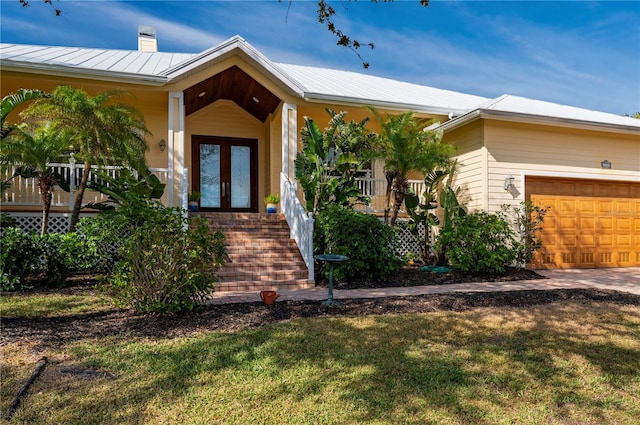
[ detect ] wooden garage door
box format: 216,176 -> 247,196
526,177 -> 640,269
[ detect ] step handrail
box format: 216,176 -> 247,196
280,173 -> 314,281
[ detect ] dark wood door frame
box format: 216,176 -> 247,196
191,135 -> 258,212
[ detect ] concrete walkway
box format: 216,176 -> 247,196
210,267 -> 640,305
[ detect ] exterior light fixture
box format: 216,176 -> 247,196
159,138 -> 166,152
503,174 -> 515,191
252,96 -> 260,103
198,91 -> 206,98
601,160 -> 611,169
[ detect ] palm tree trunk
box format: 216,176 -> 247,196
69,161 -> 91,232
39,179 -> 53,236
383,171 -> 397,224
390,178 -> 408,227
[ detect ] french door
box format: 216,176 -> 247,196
192,136 -> 258,212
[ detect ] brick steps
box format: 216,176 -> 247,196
193,212 -> 313,292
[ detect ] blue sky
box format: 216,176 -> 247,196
1,1 -> 639,115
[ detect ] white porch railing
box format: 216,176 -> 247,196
354,172 -> 425,214
1,163 -> 171,208
281,172 -> 315,281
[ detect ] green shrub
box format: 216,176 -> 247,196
436,211 -> 521,274
502,201 -> 550,266
315,205 -> 403,282
38,233 -> 68,286
0,229 -> 71,290
96,200 -> 226,313
0,228 -> 42,290
74,214 -> 130,273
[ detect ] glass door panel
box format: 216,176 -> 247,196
200,144 -> 221,208
192,136 -> 257,212
231,146 -> 251,208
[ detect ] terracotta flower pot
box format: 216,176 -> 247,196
260,290 -> 280,305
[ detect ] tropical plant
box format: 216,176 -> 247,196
1,88 -> 49,140
404,169 -> 449,262
369,108 -> 455,226
1,124 -> 71,235
85,167 -> 165,210
21,86 -> 150,231
295,109 -> 373,215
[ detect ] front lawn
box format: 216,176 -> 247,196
1,289 -> 639,424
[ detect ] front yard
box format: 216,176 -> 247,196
2,286 -> 639,424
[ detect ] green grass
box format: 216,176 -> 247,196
0,291 -> 109,318
2,292 -> 639,424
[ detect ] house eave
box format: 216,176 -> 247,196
1,61 -> 168,86
303,92 -> 469,117
438,109 -> 640,135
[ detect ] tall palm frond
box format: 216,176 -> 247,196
21,86 -> 150,230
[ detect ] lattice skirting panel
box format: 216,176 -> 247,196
390,220 -> 431,258
2,212 -> 96,234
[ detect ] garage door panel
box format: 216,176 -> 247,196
559,234 -> 577,246
597,234 -> 613,246
618,252 -> 631,263
598,217 -> 614,231
616,218 -> 631,231
615,233 -> 632,246
559,200 -> 576,213
580,218 -> 596,229
579,234 -> 596,246
527,177 -> 640,269
578,200 -> 596,214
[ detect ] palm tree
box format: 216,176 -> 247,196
1,89 -> 50,202
22,86 -> 150,231
2,124 -> 70,235
1,89 -> 49,140
369,108 -> 455,226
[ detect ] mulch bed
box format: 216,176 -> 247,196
2,269 -> 640,350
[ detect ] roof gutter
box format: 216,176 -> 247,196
303,92 -> 471,116
438,109 -> 640,135
1,61 -> 168,86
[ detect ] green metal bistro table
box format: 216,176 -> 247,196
314,254 -> 349,307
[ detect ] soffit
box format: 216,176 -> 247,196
183,65 -> 281,122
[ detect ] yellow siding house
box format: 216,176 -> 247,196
1,33 -> 639,275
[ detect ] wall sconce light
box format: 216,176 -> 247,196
159,138 -> 166,152
601,160 -> 611,169
503,174 -> 515,191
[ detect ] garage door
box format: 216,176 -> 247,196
526,177 -> 640,269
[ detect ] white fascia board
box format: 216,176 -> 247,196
162,36 -> 305,97
1,61 -> 168,86
438,109 -> 640,135
302,92 -> 470,116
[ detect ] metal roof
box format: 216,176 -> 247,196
439,94 -> 640,133
0,43 -> 194,76
0,39 -> 485,114
274,63 -> 488,115
2,38 -> 638,132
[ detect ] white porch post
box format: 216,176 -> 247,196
281,103 -> 297,183
168,92 -> 185,207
